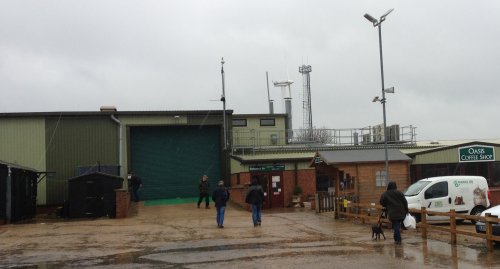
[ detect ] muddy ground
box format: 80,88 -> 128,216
1,202 -> 500,268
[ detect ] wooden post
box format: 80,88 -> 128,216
450,209 -> 457,245
421,207 -> 427,239
315,193 -> 319,213
486,213 -> 493,251
335,197 -> 340,219
346,201 -> 350,221
361,205 -> 366,224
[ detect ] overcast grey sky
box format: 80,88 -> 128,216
1,1 -> 499,141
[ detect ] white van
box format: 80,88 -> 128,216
404,176 -> 490,222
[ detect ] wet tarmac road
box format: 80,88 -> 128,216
1,203 -> 500,268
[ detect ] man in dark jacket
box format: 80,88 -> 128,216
197,175 -> 210,209
212,180 -> 230,228
245,177 -> 265,227
129,171 -> 143,202
380,181 -> 409,244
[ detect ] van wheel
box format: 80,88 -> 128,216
470,206 -> 486,224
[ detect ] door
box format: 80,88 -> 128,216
130,126 -> 221,200
269,172 -> 284,208
250,173 -> 284,209
423,181 -> 449,221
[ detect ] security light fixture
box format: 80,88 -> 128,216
384,87 -> 395,94
364,13 -> 378,24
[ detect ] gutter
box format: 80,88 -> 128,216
110,115 -> 123,178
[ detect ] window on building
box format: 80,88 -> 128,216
492,162 -> 500,186
375,170 -> 388,187
260,118 -> 275,126
232,118 -> 247,127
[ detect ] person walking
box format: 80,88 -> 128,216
197,175 -> 210,209
245,177 -> 265,227
129,171 -> 143,202
212,180 -> 230,228
380,181 -> 409,244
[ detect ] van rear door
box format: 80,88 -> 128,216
423,181 -> 450,221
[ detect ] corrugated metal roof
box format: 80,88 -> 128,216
233,113 -> 287,117
316,149 -> 411,164
407,140 -> 500,156
231,152 -> 315,163
0,160 -> 39,172
415,139 -> 500,147
0,110 -> 233,118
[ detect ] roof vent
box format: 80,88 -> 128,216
100,106 -> 117,112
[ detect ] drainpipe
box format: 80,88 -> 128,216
294,162 -> 298,187
6,166 -> 12,223
110,115 -> 123,179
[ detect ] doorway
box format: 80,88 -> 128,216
251,172 -> 284,209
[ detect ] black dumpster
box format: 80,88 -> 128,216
0,161 -> 38,223
67,172 -> 123,218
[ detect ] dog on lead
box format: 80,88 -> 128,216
372,210 -> 386,240
372,222 -> 385,240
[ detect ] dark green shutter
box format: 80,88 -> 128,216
130,126 -> 221,200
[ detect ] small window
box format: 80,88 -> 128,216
375,170 -> 388,187
424,181 -> 448,199
260,118 -> 275,126
232,119 -> 247,127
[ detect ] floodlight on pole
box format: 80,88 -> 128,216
364,8 -> 394,182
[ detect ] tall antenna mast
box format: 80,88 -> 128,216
266,72 -> 274,114
220,57 -> 227,150
299,65 -> 313,136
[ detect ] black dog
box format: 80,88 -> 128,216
371,222 -> 386,240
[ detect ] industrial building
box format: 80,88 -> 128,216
0,109 -> 231,207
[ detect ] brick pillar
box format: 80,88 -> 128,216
115,189 -> 131,218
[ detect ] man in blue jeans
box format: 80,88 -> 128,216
245,177 -> 265,227
380,181 -> 408,244
212,180 -> 230,228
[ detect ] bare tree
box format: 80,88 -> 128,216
295,127 -> 333,144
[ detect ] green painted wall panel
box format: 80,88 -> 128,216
45,116 -> 118,205
0,118 -> 47,204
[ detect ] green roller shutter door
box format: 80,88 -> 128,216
130,126 -> 221,200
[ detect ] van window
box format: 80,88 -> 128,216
405,181 -> 431,196
424,181 -> 448,199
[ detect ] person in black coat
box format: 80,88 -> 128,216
380,181 -> 409,244
212,180 -> 230,228
197,175 -> 210,209
129,171 -> 143,202
245,177 -> 265,227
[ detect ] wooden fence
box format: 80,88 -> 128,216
315,194 -> 500,251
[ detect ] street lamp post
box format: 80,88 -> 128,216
364,8 -> 394,182
221,57 -> 227,151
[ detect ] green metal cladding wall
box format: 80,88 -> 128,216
45,116 -> 119,205
0,118 -> 46,204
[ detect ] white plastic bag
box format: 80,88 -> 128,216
403,213 -> 416,229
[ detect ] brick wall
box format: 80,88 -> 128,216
231,169 -> 316,208
229,186 -> 250,210
489,187 -> 500,206
115,189 -> 130,218
231,172 -> 251,186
